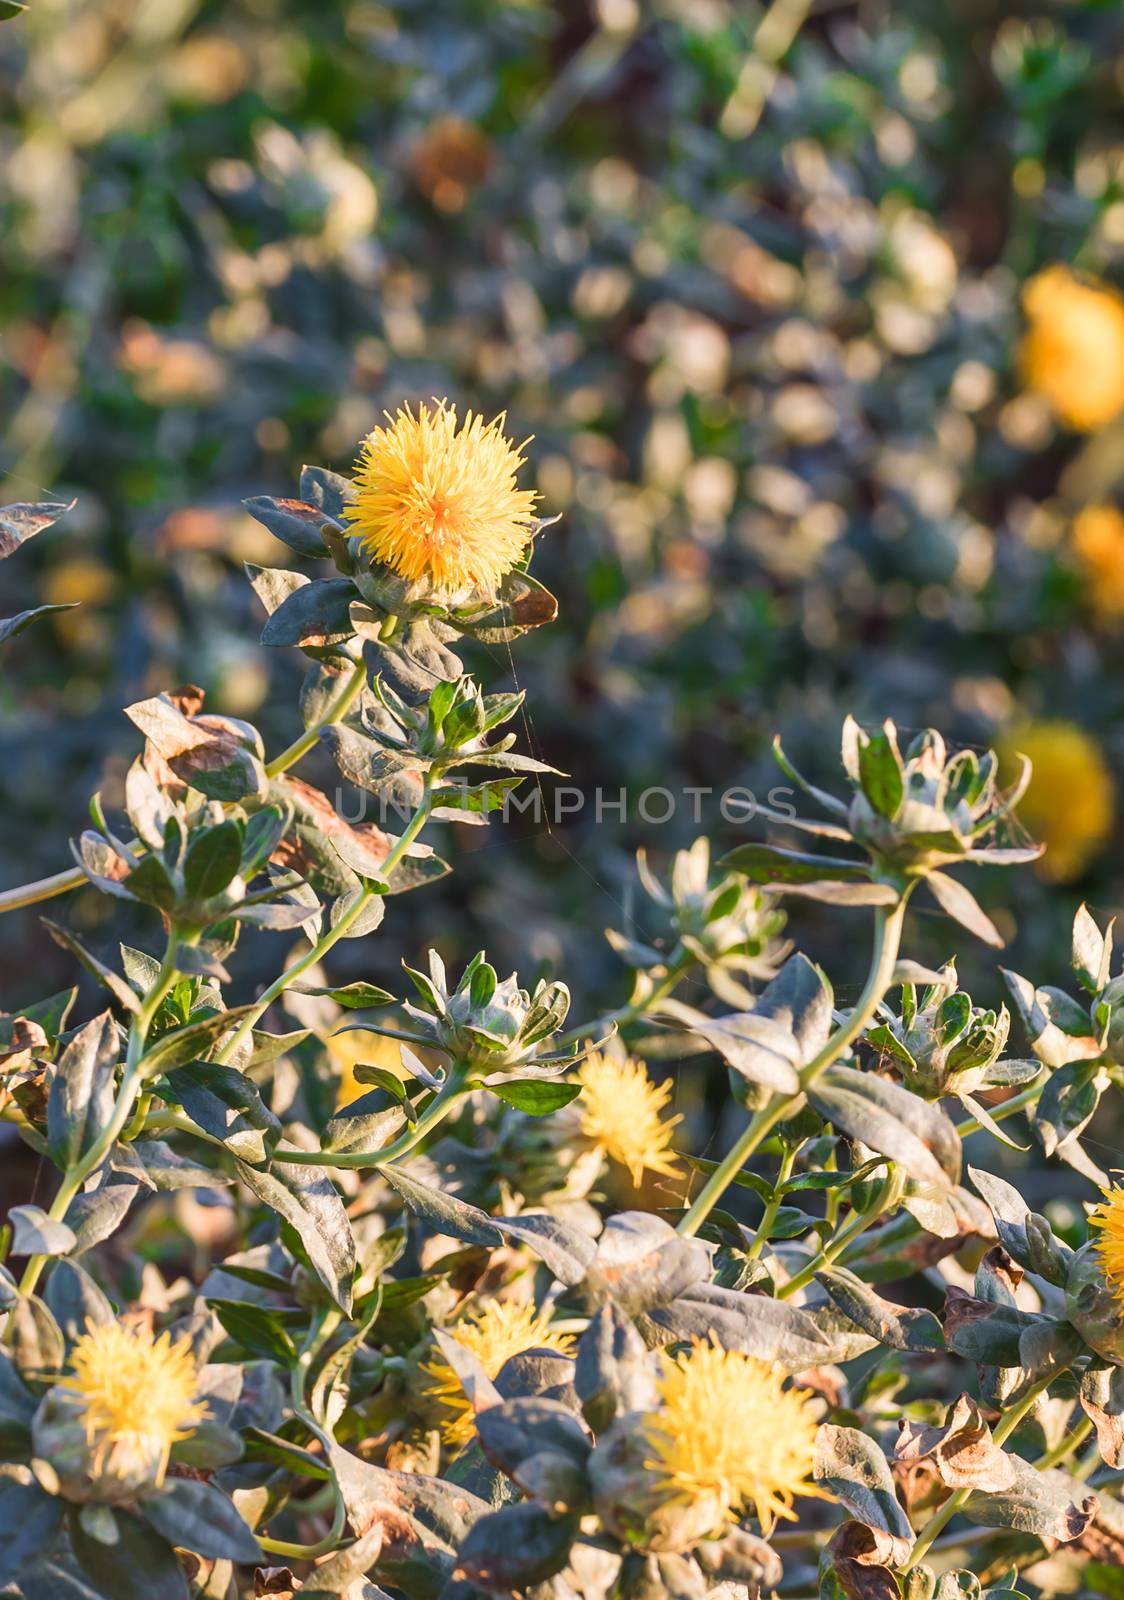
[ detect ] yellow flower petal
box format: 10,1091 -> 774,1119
62,1320 -> 204,1486
998,720 -> 1114,883
346,400 -> 540,595
420,1300 -> 573,1450
642,1339 -> 821,1536
576,1053 -> 681,1186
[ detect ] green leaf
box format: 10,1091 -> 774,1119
961,1457 -> 1095,1541
9,1205 -> 76,1259
159,1061 -> 281,1165
235,1158 -> 356,1314
0,602 -> 78,643
819,1267 -> 946,1352
290,981 -> 395,1008
0,1480 -> 63,1587
42,923 -> 140,1016
241,1426 -> 332,1479
0,500 -> 73,559
70,1507 -> 189,1600
927,872 -> 1004,948
259,576 -> 356,649
858,724 -> 904,819
209,1299 -> 298,1364
7,1296 -> 65,1377
489,1079 -> 582,1116
140,1477 -> 261,1564
720,842 -> 869,884
327,1443 -> 489,1600
814,1424 -> 914,1548
183,820 -> 244,901
382,1167 -> 595,1287
243,494 -> 332,556
469,962 -> 497,1008
44,1259 -> 115,1343
141,1005 -> 256,1074
47,1011 -> 120,1169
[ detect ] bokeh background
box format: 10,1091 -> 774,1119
3,0 -> 1124,1091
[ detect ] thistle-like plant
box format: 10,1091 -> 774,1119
4,451 -> 1124,1600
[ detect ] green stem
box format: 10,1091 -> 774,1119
259,1309 -> 349,1559
1035,1415 -> 1093,1472
17,930 -> 182,1299
746,1143 -> 797,1260
777,1191 -> 889,1300
555,948 -> 693,1050
0,865 -> 87,916
678,893 -> 910,1238
213,776 -> 434,1068
271,1063 -> 471,1169
905,1367 -> 1062,1570
265,656 -> 367,779
954,1079 -> 1045,1138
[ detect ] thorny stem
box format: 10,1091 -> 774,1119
0,654 -> 370,916
678,893 -> 911,1238
212,774 -> 435,1068
16,929 -> 184,1300
905,1366 -> 1064,1570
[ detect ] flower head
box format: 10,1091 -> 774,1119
997,720 -> 1114,882
1089,1185 -> 1124,1302
421,1300 -> 573,1449
1073,504 -> 1124,619
576,1053 -> 681,1186
1020,266 -> 1124,432
62,1321 -> 205,1489
642,1339 -> 821,1535
346,401 -> 540,595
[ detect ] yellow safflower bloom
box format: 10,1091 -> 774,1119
576,1053 -> 681,1186
421,1300 -> 574,1450
346,401 -> 539,595
62,1321 -> 205,1488
642,1339 -> 821,1535
1020,266 -> 1124,432
1089,1186 -> 1124,1300
1073,504 -> 1124,618
998,720 -> 1114,882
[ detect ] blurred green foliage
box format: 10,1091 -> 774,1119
3,0 -> 1124,1052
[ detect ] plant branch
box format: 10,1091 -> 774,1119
271,1062 -> 471,1169
677,892 -> 910,1238
213,774 -> 434,1067
16,928 -> 183,1299
265,655 -> 367,779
